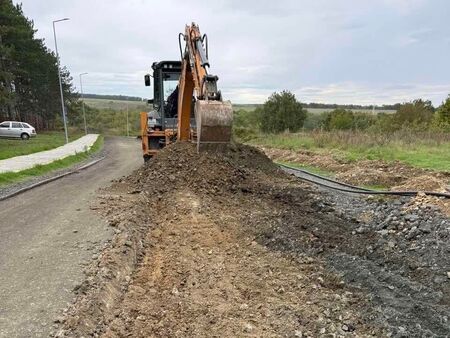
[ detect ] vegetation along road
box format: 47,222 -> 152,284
0,137 -> 141,338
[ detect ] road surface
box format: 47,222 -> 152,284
0,137 -> 142,337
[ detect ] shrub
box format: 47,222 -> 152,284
433,95 -> 450,131
391,99 -> 434,130
259,91 -> 307,133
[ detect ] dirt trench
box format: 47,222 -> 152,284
55,143 -> 449,337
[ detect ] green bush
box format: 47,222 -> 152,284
391,99 -> 434,130
259,91 -> 307,133
232,108 -> 260,141
302,111 -> 329,130
433,95 -> 450,131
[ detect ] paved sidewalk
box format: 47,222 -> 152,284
0,134 -> 99,174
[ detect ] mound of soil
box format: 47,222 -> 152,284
55,142 -> 450,337
392,174 -> 448,192
55,143 -> 379,337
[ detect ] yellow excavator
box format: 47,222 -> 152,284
140,23 -> 233,161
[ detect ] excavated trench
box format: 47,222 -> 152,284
55,142 -> 449,338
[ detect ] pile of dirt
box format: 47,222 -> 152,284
405,192 -> 450,217
55,142 -> 380,337
260,147 -> 347,172
55,142 -> 450,338
392,174 -> 449,192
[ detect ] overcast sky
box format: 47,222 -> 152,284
14,0 -> 450,105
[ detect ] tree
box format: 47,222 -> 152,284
0,0 -> 76,129
323,108 -> 354,130
392,99 -> 434,129
259,91 -> 306,133
434,95 -> 450,131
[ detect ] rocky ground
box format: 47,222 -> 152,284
53,142 -> 449,338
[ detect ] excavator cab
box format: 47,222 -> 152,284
140,23 -> 233,161
141,61 -> 196,161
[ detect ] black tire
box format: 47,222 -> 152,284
21,133 -> 30,140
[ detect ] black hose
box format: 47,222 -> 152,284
279,164 -> 450,199
279,163 -> 372,191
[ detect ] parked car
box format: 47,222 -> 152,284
0,121 -> 37,140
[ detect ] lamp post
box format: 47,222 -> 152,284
126,97 -> 129,137
79,72 -> 88,135
52,18 -> 70,143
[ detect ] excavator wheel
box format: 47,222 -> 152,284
195,100 -> 233,152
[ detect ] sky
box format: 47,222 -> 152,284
14,0 -> 450,105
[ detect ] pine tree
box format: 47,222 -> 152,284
0,0 -> 76,128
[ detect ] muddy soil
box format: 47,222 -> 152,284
259,146 -> 450,191
55,143 -> 449,338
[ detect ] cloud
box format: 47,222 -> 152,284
14,0 -> 450,105
382,0 -> 427,14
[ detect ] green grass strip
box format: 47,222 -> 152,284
0,131 -> 84,160
0,135 -> 104,186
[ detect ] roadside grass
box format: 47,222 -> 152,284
0,131 -> 83,160
250,130 -> 450,172
0,135 -> 104,186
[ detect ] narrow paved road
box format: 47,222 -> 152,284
0,137 -> 142,338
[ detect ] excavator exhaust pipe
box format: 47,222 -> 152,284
195,100 -> 233,152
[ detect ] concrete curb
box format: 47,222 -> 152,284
0,157 -> 105,202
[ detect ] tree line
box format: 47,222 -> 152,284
83,94 -> 145,102
304,102 -> 401,111
234,91 -> 450,140
0,0 -> 75,129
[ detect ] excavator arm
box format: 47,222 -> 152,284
177,23 -> 233,151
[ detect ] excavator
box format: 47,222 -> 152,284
140,23 -> 233,161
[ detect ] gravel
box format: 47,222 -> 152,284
302,181 -> 450,337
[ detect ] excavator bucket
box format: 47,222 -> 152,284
195,100 -> 233,152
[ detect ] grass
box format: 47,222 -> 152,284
0,131 -> 84,160
250,130 -> 450,172
0,135 -> 104,186
84,98 -> 147,111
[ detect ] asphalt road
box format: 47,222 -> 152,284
0,137 -> 142,338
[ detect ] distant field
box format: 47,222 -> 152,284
232,104 -> 395,115
84,98 -> 148,111
84,99 -> 396,115
232,104 -> 261,111
306,108 -> 396,115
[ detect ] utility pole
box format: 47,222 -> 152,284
53,18 -> 70,143
79,72 -> 88,135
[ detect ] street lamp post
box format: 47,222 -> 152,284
79,72 -> 88,135
126,97 -> 129,137
52,18 -> 70,143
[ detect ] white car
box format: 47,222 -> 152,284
0,121 -> 37,140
